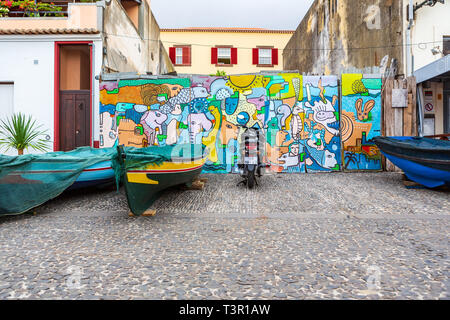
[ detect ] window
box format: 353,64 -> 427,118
211,47 -> 237,66
253,47 -> 278,66
258,49 -> 272,65
175,47 -> 183,65
0,83 -> 14,121
444,37 -> 450,56
217,48 -> 231,65
169,46 -> 191,66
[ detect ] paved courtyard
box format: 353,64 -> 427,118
0,172 -> 448,299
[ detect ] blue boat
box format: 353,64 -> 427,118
69,160 -> 115,190
373,136 -> 450,188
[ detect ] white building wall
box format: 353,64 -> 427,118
0,35 -> 102,155
402,0 -> 449,135
0,40 -> 54,155
409,1 -> 450,71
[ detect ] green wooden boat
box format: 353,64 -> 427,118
117,145 -> 207,216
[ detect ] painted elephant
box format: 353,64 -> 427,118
140,110 -> 168,146
186,113 -> 213,144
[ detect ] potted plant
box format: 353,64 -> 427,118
0,113 -> 51,155
0,1 -> 12,17
9,1 -> 62,17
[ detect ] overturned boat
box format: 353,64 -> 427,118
0,147 -> 118,215
117,144 -> 207,216
373,136 -> 450,188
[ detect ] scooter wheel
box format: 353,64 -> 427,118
247,170 -> 256,189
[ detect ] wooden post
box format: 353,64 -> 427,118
128,209 -> 157,217
382,77 -> 417,172
407,77 -> 417,136
383,78 -> 396,172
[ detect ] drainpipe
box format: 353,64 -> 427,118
406,0 -> 414,76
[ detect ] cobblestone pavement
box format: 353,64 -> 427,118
0,173 -> 448,299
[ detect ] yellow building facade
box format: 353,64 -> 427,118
160,28 -> 294,75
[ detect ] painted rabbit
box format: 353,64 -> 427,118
355,98 -> 375,121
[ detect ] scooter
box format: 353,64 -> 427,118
236,118 -> 266,189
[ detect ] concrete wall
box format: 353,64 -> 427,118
283,0 -> 404,75
160,30 -> 293,75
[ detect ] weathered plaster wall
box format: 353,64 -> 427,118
102,0 -> 173,75
148,11 -> 161,75
103,0 -> 149,73
283,0 -> 404,75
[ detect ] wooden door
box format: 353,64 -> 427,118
59,90 -> 90,151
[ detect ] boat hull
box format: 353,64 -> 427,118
374,136 -> 450,188
123,157 -> 206,216
69,161 -> 115,190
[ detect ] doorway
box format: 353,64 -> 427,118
444,77 -> 450,134
55,43 -> 92,151
445,93 -> 449,133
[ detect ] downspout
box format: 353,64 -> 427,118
407,0 -> 425,137
92,1 -> 106,147
406,0 -> 414,76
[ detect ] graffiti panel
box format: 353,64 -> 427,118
263,73 -> 305,173
302,76 -> 341,172
99,73 -> 345,174
341,74 -> 382,170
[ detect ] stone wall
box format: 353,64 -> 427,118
283,0 -> 404,76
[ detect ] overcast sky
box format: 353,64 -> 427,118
151,0 -> 314,30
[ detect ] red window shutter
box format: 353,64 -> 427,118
182,47 -> 190,65
211,47 -> 218,64
272,48 -> 279,65
252,48 -> 259,65
231,48 -> 238,65
169,47 -> 176,64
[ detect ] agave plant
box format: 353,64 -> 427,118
0,113 -> 51,155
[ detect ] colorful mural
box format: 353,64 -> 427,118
99,74 -> 343,174
341,74 -> 382,171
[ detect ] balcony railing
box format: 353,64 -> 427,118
0,0 -> 99,18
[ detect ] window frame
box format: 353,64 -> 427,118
172,45 -> 191,66
175,47 -> 183,65
213,45 -> 237,67
258,48 -> 272,66
216,46 -> 232,66
256,46 -> 275,67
